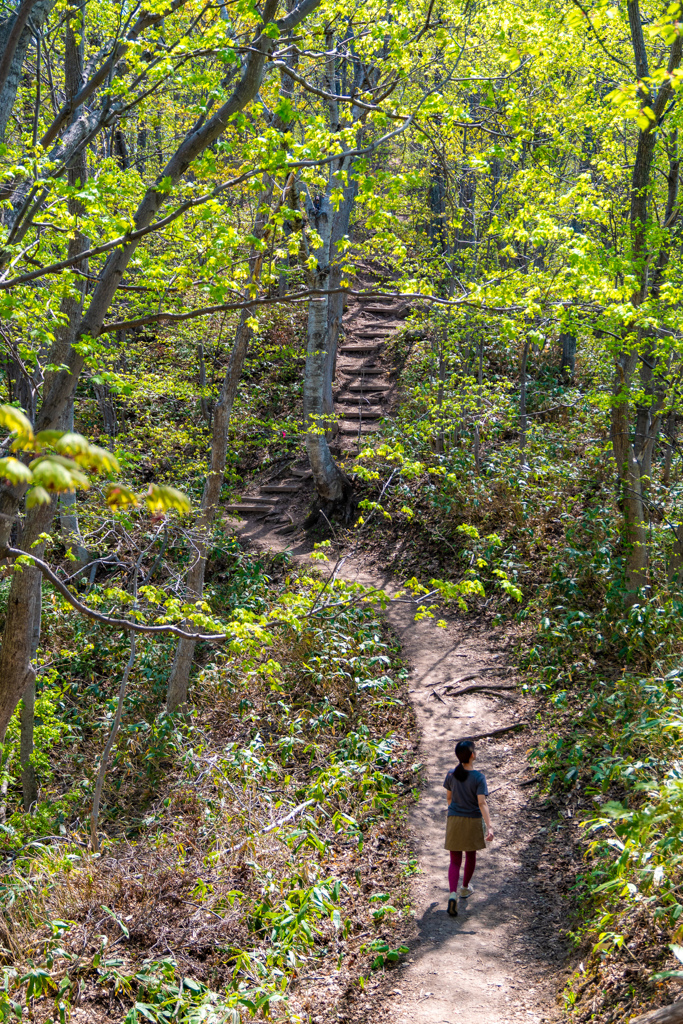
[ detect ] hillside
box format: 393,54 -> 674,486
3,0 -> 683,1021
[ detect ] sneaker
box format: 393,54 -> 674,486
447,893 -> 458,917
459,885 -> 474,898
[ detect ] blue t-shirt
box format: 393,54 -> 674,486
443,767 -> 488,818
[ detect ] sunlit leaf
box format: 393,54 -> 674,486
0,404 -> 34,442
145,484 -> 191,514
106,483 -> 139,509
34,430 -> 65,449
25,486 -> 51,508
74,444 -> 119,474
53,432 -> 89,456
0,457 -> 33,485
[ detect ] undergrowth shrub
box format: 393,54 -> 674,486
0,556 -> 418,1022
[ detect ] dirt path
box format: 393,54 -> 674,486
380,598 -> 564,1024
231,522 -> 568,1023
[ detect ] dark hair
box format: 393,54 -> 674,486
454,739 -> 476,781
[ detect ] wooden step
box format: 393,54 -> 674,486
360,295 -> 396,304
261,484 -> 300,494
363,304 -> 406,316
338,421 -> 379,434
339,345 -> 381,356
341,367 -> 386,376
347,383 -> 390,392
225,505 -> 274,515
342,409 -> 383,420
336,394 -> 385,405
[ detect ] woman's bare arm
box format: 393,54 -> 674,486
478,794 -> 494,841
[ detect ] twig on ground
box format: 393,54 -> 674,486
442,682 -> 517,697
226,798 -> 316,859
177,899 -> 224,921
467,722 -> 529,741
430,689 -> 447,704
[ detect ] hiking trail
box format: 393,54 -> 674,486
224,287 -> 570,1023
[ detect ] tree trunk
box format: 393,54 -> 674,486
19,571 -> 41,811
560,332 -> 576,381
474,337 -> 484,474
323,178 -> 358,422
0,498 -> 55,740
519,340 -> 530,468
166,313 -> 252,711
301,175 -> 353,502
669,522 -> 683,585
663,410 -> 676,486
304,280 -> 347,502
631,999 -> 683,1023
611,356 -> 649,600
93,381 -> 118,436
0,0 -> 56,142
609,5 -> 683,602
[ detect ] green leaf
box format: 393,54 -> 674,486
25,486 -> 52,508
0,404 -> 33,443
106,483 -> 139,509
54,432 -> 90,456
0,457 -> 33,484
145,484 -> 191,515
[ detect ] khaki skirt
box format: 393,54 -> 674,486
444,815 -> 486,851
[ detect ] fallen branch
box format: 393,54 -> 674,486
519,775 -> 541,787
430,689 -> 447,704
631,1002 -> 683,1023
178,899 -> 224,921
444,673 -> 479,687
467,722 -> 529,741
442,682 -> 517,698
227,798 -> 316,859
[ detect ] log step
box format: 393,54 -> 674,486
363,304 -> 406,316
347,383 -> 391,392
342,409 -> 383,420
225,505 -> 274,514
261,484 -> 300,494
336,395 -> 385,405
338,422 -> 379,434
339,345 -> 381,355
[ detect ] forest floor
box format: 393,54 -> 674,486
232,512 -> 577,1024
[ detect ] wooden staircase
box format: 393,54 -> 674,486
333,291 -> 398,443
225,290 -> 400,525
225,467 -> 312,523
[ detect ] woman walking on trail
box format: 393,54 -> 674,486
444,738 -> 494,917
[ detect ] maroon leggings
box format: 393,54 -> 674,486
449,850 -> 476,892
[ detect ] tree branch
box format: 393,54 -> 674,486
0,0 -> 43,98
4,546 -> 231,641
